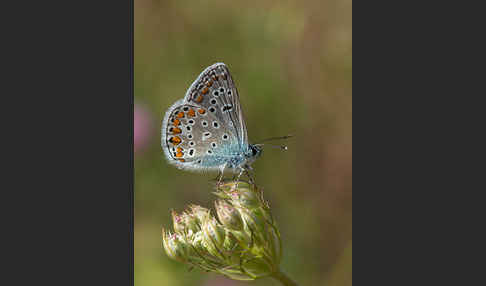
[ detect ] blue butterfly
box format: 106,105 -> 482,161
162,63 -> 273,182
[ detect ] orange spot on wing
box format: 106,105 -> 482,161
198,108 -> 206,115
172,127 -> 182,134
169,136 -> 181,145
206,80 -> 213,87
177,112 -> 184,118
176,147 -> 183,153
195,95 -> 203,103
179,159 -> 185,162
202,87 -> 209,94
173,119 -> 180,126
187,108 -> 196,117
175,151 -> 184,158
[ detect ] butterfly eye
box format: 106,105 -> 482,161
252,147 -> 258,156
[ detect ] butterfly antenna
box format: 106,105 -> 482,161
255,135 -> 293,144
254,143 -> 288,151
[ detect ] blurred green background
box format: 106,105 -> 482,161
134,0 -> 351,285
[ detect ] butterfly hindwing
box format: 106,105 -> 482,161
162,100 -> 234,171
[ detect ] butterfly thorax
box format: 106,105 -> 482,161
210,144 -> 261,172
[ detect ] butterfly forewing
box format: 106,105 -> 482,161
220,64 -> 248,147
184,63 -> 248,149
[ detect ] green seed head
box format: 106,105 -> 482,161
162,181 -> 282,281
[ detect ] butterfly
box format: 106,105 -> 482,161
162,63 -> 275,182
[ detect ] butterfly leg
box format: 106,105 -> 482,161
234,168 -> 245,189
213,171 -> 222,183
241,164 -> 255,185
244,169 -> 255,185
216,164 -> 227,187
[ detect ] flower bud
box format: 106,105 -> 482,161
171,210 -> 185,234
190,205 -> 211,222
215,200 -> 244,231
189,231 -> 205,253
182,211 -> 200,235
222,182 -> 261,209
201,217 -> 226,256
162,230 -> 190,262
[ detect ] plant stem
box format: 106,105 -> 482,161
271,270 -> 299,286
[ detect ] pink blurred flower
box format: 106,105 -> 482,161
134,103 -> 153,154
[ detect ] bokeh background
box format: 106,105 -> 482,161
135,0 -> 351,285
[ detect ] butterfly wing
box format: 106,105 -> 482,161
162,100 -> 238,172
183,63 -> 248,149
162,63 -> 249,172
